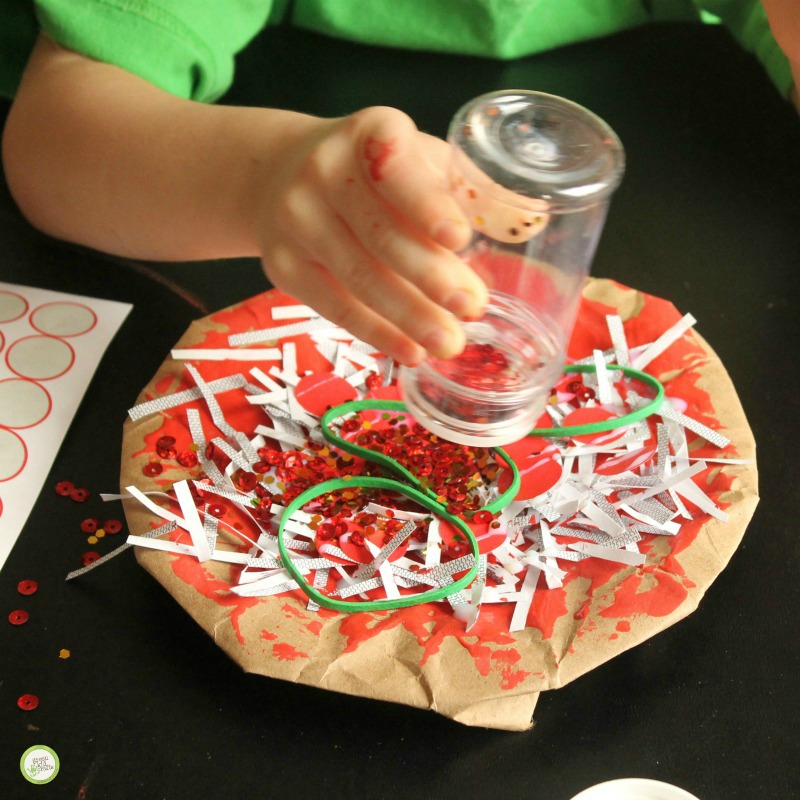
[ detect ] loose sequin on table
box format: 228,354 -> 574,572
17,693 -> 39,711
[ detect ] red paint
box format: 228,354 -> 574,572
616,620 -> 631,632
497,436 -> 562,500
295,372 -> 358,417
491,650 -> 533,689
282,603 -> 306,620
261,630 -> 277,640
272,642 -> 308,661
363,137 -> 395,181
306,620 -> 323,636
170,555 -> 261,645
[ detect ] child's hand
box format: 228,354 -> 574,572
255,106 -> 488,365
5,39 -> 486,366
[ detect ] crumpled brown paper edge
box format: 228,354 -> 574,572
122,279 -> 758,731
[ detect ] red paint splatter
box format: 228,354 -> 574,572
364,137 -> 395,181
305,620 -> 323,636
500,667 -> 533,690
273,642 -> 308,661
169,556 -> 259,645
261,630 -> 277,641
282,603 -> 306,620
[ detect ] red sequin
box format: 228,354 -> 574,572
177,450 -> 198,468
8,609 -> 29,625
55,480 -> 74,496
208,504 -> 226,518
317,523 -> 336,541
349,532 -> 365,547
566,380 -> 583,394
17,694 -> 39,711
80,518 -> 100,534
235,471 -> 258,492
17,580 -> 38,595
70,487 -> 90,503
473,510 -> 494,524
81,552 -> 100,566
365,374 -> 382,390
143,462 -> 163,477
156,435 -> 177,459
103,519 -> 123,535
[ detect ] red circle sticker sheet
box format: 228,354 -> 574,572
0,282 -> 131,569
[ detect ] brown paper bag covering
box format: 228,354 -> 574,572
121,279 -> 758,731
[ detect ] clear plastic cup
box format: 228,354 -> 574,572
399,90 -> 625,446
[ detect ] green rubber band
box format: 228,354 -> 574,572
528,364 -> 664,438
320,399 -> 520,514
277,475 -> 479,612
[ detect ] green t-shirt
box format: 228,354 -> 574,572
0,0 -> 793,102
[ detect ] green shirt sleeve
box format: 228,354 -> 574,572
34,0 -> 277,102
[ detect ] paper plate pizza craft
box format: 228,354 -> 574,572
115,279 -> 757,731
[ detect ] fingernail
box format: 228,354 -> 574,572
422,324 -> 465,360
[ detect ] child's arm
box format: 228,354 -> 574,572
762,0 -> 800,110
2,34 -> 487,365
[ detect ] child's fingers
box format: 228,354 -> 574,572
263,253 -> 432,367
349,107 -> 473,251
264,190 -> 466,360
326,174 -> 487,321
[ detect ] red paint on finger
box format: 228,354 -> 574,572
364,137 -> 395,181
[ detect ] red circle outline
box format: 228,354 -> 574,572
0,378 -> 53,429
0,291 -> 29,323
5,335 -> 76,381
29,301 -> 98,337
0,428 -> 29,482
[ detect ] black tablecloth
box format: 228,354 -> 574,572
1,22 -> 798,800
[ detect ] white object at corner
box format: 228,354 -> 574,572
569,778 -> 701,800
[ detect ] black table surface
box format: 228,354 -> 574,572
1,22 -> 799,800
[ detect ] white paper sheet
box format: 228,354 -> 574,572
0,282 -> 131,570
